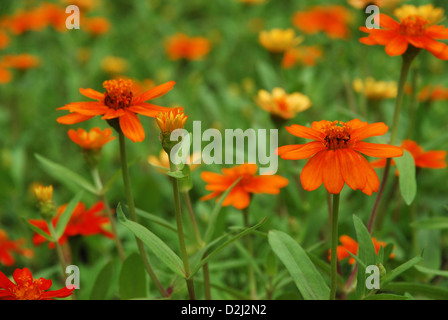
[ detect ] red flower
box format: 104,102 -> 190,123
0,230 -> 33,266
29,201 -> 114,248
0,268 -> 74,300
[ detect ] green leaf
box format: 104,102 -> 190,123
55,191 -> 84,239
135,207 -> 178,234
189,218 -> 266,278
383,282 -> 448,300
353,215 -> 377,299
411,217 -> 448,230
203,178 -> 241,244
394,150 -> 417,205
363,293 -> 409,300
90,260 -> 116,300
415,265 -> 448,278
34,153 -> 97,195
268,230 -> 330,300
119,252 -> 148,300
256,60 -> 278,90
22,217 -> 54,242
117,203 -> 186,277
165,170 -> 185,179
381,256 -> 422,288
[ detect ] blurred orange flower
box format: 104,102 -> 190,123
0,67 -> 11,84
200,163 -> 289,210
165,33 -> 211,61
255,87 -> 311,119
277,119 -> 403,195
29,201 -> 114,249
292,6 -> 352,39
0,230 -> 33,266
0,30 -> 10,50
348,0 -> 403,10
84,17 -> 111,35
328,235 -> 395,265
282,45 -> 322,68
1,54 -> 41,70
360,4 -> 448,59
68,127 -> 116,149
259,28 -> 302,53
371,139 -> 446,170
417,84 -> 448,102
57,78 -> 176,142
0,268 -> 75,300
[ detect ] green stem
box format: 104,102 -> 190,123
367,49 -> 418,234
169,161 -> 195,300
118,132 -> 169,298
243,208 -> 257,300
91,167 -> 126,262
330,193 -> 340,300
47,221 -> 67,275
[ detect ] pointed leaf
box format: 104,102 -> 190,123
394,150 -> 417,205
55,191 -> 84,239
119,252 -> 148,300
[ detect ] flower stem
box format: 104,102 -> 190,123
169,161 -> 195,300
118,132 -> 169,298
330,193 -> 340,300
47,221 -> 67,275
367,49 -> 418,234
243,207 -> 258,300
91,167 -> 126,262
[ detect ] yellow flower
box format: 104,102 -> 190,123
100,56 -> 128,74
156,108 -> 188,133
353,77 -> 397,100
394,4 -> 444,25
33,185 -> 53,202
255,87 -> 311,119
348,0 -> 403,10
258,28 -> 303,53
148,150 -> 201,172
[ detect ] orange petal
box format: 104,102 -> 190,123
101,108 -> 125,120
79,88 -> 104,100
353,141 -> 403,158
244,175 -> 289,194
378,13 -> 400,29
277,141 -> 326,160
426,25 -> 448,40
357,155 -> 380,195
128,103 -> 173,118
66,102 -> 109,116
385,36 -> 408,56
57,113 -> 94,124
222,187 -> 251,209
416,151 -> 447,168
322,150 -> 344,194
286,124 -> 325,141
134,81 -> 175,103
119,111 -> 145,142
300,150 -> 327,191
350,122 -> 389,141
337,149 -> 367,191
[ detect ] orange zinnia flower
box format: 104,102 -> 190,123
165,33 -> 211,61
68,127 -> 116,149
258,28 -> 303,53
84,17 -> 111,35
0,268 -> 75,300
328,235 -> 395,265
0,30 -> 10,50
1,54 -> 41,70
200,163 -> 289,210
56,78 -> 176,142
282,45 -> 322,69
417,84 -> 448,102
29,201 -> 114,249
276,119 -> 403,195
292,6 -> 352,39
0,67 -> 11,84
255,87 -> 311,120
371,139 -> 446,170
0,230 -> 33,266
360,4 -> 448,59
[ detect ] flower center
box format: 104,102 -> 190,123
103,79 -> 133,110
274,96 -> 288,112
11,281 -> 43,300
399,15 -> 429,37
323,121 -> 351,150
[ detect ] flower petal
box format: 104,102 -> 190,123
337,149 -> 367,191
300,150 -> 327,191
353,141 -> 403,158
384,35 -> 408,56
350,122 -> 389,141
128,103 -> 173,118
119,111 -> 145,142
286,124 -> 325,141
415,151 -> 447,168
57,113 -> 94,124
134,81 -> 175,103
322,150 -> 344,194
79,88 -> 104,100
277,141 -> 326,160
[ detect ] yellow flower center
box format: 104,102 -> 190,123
103,79 -> 134,110
399,15 -> 429,37
323,121 -> 352,150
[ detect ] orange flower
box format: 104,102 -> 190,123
328,235 -> 395,265
360,4 -> 448,59
0,67 -> 11,84
148,150 -> 201,172
282,45 -> 322,68
200,163 -> 288,210
258,28 -> 302,53
371,139 -> 446,170
417,84 -> 448,102
0,30 -> 10,50
292,6 -> 352,39
2,54 -> 40,70
68,127 -> 116,149
276,119 -> 403,195
165,33 -> 211,61
29,201 -> 114,249
84,17 -> 111,35
56,78 -> 176,142
0,268 -> 75,300
0,230 -> 33,267
255,87 -> 311,119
